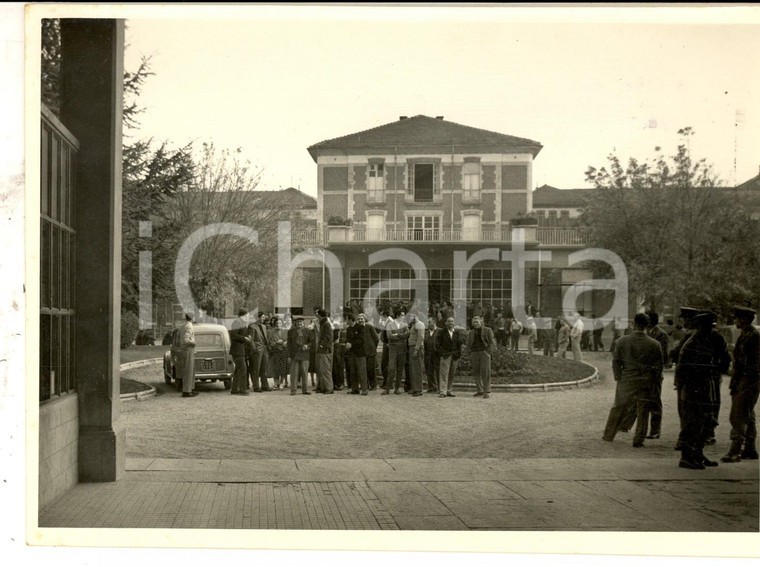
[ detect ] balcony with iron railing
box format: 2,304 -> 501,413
290,226 -> 588,248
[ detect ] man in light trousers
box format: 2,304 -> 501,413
179,313 -> 198,398
570,311 -> 584,362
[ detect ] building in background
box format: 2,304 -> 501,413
301,115 -> 594,322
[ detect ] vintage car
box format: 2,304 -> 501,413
163,323 -> 234,390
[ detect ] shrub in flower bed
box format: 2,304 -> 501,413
455,348 -> 592,385
120,376 -> 152,394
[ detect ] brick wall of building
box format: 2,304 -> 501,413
352,166 -> 366,192
501,192 -> 528,221
323,193 -> 349,222
482,165 -> 497,190
322,166 -> 349,192
39,395 -> 78,511
482,193 -> 496,223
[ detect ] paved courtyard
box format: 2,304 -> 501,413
38,352 -> 760,536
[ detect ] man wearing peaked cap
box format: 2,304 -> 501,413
675,309 -> 725,469
699,310 -> 731,446
671,307 -> 699,450
722,306 -> 760,462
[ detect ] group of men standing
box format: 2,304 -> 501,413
603,306 -> 759,470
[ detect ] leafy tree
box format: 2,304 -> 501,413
583,128 -> 760,319
41,19 -> 60,115
166,143 -> 289,317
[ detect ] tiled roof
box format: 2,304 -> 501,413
200,187 -> 317,209
735,172 -> 760,192
532,185 -> 598,208
252,187 -> 317,209
307,115 -> 542,161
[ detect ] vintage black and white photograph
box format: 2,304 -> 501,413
15,2 -> 760,558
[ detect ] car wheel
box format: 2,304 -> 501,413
224,379 -> 232,390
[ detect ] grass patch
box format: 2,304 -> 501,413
120,376 -> 153,394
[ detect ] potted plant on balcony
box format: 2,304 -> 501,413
509,213 -> 538,242
326,215 -> 352,242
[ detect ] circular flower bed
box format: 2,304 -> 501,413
455,349 -> 592,384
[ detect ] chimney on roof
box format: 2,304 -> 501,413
435,116 -> 444,120
399,116 -> 408,121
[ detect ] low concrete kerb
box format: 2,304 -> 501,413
452,363 -> 599,393
120,358 -> 162,402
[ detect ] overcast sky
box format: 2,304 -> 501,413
119,6 -> 760,197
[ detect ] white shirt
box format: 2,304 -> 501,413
570,317 -> 584,339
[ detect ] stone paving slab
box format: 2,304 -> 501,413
39,457 -> 760,533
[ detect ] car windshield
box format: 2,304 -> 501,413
196,333 -> 224,348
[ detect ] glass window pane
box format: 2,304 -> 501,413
41,222 -> 50,309
40,314 -> 51,401
41,124 -> 50,217
51,315 -> 60,396
62,231 -> 69,310
51,135 -> 59,221
60,146 -> 68,227
52,225 -> 60,308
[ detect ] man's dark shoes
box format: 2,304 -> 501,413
446,392 -> 456,397
412,392 -> 423,397
679,459 -> 705,470
741,450 -> 759,460
646,433 -> 660,440
633,442 -> 644,448
303,391 -> 312,395
702,457 -> 719,467
473,392 -> 484,397
182,392 -> 199,398
483,393 -> 490,399
721,453 -> 741,463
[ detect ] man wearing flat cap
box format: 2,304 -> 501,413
722,306 -> 760,462
675,310 -> 722,469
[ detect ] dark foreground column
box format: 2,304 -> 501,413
61,19 -> 125,482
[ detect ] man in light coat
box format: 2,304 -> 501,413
570,311 -> 584,362
179,313 -> 198,398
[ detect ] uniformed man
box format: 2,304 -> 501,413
704,313 -> 731,445
675,311 -> 721,469
721,306 -> 760,463
671,307 -> 699,451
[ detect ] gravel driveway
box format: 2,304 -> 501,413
120,351 -> 735,461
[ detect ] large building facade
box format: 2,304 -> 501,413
302,116 -> 598,322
